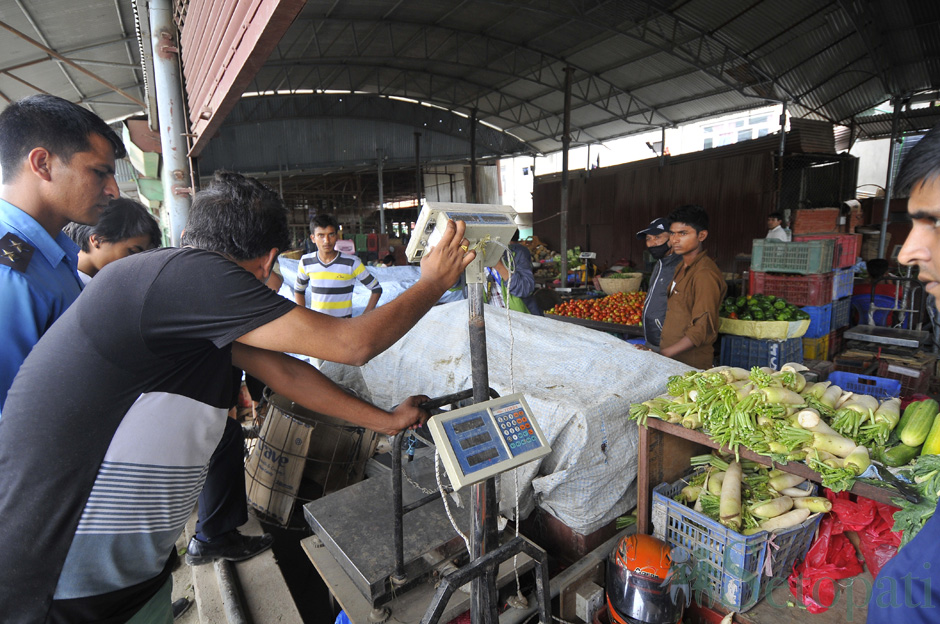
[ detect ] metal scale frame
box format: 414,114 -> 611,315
304,205 -> 551,624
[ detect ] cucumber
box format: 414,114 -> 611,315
899,399 -> 940,447
922,413 -> 940,456
882,443 -> 922,467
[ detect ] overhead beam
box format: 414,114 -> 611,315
0,20 -> 145,107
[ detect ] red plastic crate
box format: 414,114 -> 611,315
791,208 -> 839,234
749,271 -> 834,307
794,234 -> 862,269
877,359 -> 932,396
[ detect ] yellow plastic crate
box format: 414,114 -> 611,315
802,334 -> 829,361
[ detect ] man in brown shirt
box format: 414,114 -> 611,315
659,204 -> 727,369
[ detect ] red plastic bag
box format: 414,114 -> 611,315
830,490 -> 901,578
788,490 -> 902,613
788,491 -> 863,613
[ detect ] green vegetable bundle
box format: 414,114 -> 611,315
629,365 -> 909,493
676,453 -> 829,535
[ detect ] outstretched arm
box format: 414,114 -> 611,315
233,343 -> 428,435
238,220 -> 475,365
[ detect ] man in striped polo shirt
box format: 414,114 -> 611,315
294,214 -> 383,317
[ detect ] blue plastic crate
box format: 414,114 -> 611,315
719,335 -> 802,371
832,268 -> 854,300
830,297 -> 852,330
827,371 -> 901,399
801,303 -> 832,339
652,475 -> 820,612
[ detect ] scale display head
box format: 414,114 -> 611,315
405,202 -> 518,281
426,393 -> 551,491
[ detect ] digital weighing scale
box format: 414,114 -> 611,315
304,204 -> 552,624
427,394 -> 550,492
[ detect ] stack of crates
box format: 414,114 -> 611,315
794,234 -> 861,360
748,235 -> 860,363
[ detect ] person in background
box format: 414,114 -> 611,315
64,197 -> 162,284
0,170 -> 474,622
294,214 -> 383,317
867,123 -> 940,623
0,94 -> 123,414
659,205 -> 727,369
486,230 -> 542,315
636,217 -> 681,351
766,211 -> 791,241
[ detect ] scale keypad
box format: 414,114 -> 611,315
494,403 -> 541,456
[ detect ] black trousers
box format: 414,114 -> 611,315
195,416 -> 247,541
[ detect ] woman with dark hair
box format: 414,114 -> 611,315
65,197 -> 162,283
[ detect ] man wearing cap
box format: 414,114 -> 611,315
636,217 -> 681,351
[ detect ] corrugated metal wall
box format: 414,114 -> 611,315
533,147 -> 777,272
179,0 -> 305,156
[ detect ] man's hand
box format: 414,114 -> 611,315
392,394 -> 431,432
419,220 -> 476,291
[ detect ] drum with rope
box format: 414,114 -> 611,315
245,388 -> 379,525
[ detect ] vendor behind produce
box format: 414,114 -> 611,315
658,205 -> 726,369
765,211 -> 791,241
868,123 -> 940,623
636,217 -> 681,351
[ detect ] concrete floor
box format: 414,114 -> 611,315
169,510 -> 305,624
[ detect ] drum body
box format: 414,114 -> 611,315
245,391 -> 378,525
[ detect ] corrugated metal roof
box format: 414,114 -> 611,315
0,0 -> 936,164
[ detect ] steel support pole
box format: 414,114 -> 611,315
559,67 -> 573,288
660,126 -> 666,167
149,0 -> 191,246
776,100 -> 788,214
415,133 -> 422,209
470,109 -> 478,203
879,98 -> 903,259
378,148 -> 386,235
468,278 -> 498,624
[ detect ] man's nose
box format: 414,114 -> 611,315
898,226 -> 929,267
104,175 -> 120,199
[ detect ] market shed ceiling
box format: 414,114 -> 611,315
236,0 -> 940,155
0,0 -> 938,160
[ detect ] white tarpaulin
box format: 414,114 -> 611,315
357,300 -> 693,535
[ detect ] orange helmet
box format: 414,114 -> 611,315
606,534 -> 685,624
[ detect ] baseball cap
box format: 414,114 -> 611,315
636,217 -> 671,240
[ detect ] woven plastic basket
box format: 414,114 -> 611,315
597,273 -> 642,294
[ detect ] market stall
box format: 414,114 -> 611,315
627,363 -> 939,621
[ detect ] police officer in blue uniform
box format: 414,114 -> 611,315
868,124 -> 940,623
0,94 -> 123,413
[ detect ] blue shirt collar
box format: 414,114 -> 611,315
0,198 -> 81,272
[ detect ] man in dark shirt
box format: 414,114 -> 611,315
0,171 -> 475,623
636,217 -> 681,351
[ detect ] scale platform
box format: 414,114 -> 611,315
843,325 -> 928,349
304,454 -> 472,606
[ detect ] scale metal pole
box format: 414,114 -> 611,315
467,259 -> 499,623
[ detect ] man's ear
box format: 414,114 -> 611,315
698,229 -> 708,243
262,248 -> 279,279
27,147 -> 53,182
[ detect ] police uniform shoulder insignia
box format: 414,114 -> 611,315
0,232 -> 35,272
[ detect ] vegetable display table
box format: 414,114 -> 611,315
544,313 -> 644,338
636,418 -> 897,536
